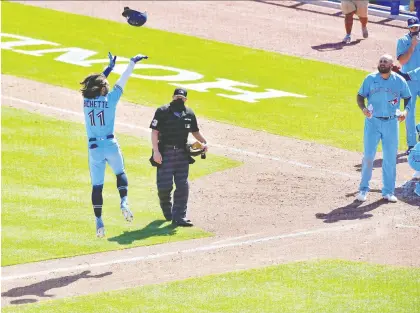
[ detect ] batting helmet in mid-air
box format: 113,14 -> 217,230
408,142 -> 420,172
122,7 -> 147,27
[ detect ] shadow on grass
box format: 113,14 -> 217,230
107,220 -> 178,245
2,271 -> 112,304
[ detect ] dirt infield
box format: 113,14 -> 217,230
2,0 -> 420,307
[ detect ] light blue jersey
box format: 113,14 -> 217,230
408,67 -> 420,82
397,34 -> 420,147
358,72 -> 411,117
83,85 -> 123,139
397,34 -> 420,73
84,61 -> 136,186
358,71 -> 412,197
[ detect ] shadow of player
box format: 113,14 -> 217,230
2,270 -> 112,302
107,220 -> 177,245
315,197 -> 386,223
311,39 -> 362,52
317,183 -> 419,223
354,153 -> 408,172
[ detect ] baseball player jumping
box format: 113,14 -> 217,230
356,54 -> 412,203
80,52 -> 148,237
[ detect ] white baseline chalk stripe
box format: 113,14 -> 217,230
213,233 -> 262,244
2,95 -> 360,180
1,224 -> 358,281
396,224 -> 420,229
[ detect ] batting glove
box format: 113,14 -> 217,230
102,52 -> 117,77
131,54 -> 148,63
108,52 -> 117,69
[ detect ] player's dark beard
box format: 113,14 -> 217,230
170,99 -> 185,112
411,30 -> 420,37
378,66 -> 391,74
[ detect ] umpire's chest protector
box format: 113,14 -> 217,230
159,110 -> 193,143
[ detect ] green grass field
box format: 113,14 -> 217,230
2,2 -> 419,311
1,107 -> 241,266
2,2 -> 418,152
3,260 -> 419,313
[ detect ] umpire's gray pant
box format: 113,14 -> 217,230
157,147 -> 189,221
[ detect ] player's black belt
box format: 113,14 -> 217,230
89,134 -> 114,142
374,115 -> 396,120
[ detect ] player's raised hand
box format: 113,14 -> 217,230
108,52 -> 117,69
131,54 -> 148,63
391,65 -> 401,73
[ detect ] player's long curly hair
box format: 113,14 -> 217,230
80,74 -> 109,99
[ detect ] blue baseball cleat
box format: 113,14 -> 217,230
121,200 -> 133,222
96,217 -> 105,238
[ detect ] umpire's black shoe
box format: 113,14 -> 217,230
161,210 -> 172,221
172,218 -> 193,227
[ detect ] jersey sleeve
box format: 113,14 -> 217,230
408,67 -> 420,81
107,85 -> 123,107
357,76 -> 370,98
190,112 -> 199,132
396,38 -> 408,60
150,109 -> 163,131
400,78 -> 412,99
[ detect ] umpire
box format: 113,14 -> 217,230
149,87 -> 208,227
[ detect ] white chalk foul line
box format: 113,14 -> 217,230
2,95 -> 360,180
212,233 -> 263,244
396,224 -> 420,229
1,224 -> 359,281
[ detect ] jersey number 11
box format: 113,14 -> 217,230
88,110 -> 105,126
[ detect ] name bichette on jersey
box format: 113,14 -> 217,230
84,99 -> 109,108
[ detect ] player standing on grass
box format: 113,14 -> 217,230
80,51 -> 148,237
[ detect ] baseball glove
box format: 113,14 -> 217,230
186,141 -> 205,156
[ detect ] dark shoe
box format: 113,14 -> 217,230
172,218 -> 193,227
164,215 -> 172,221
406,146 -> 414,155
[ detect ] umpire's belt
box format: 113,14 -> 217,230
163,144 -> 183,150
89,134 -> 114,142
374,115 -> 396,121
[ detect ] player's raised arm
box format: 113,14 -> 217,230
391,65 -> 411,81
107,54 -> 148,105
102,52 -> 117,78
115,54 -> 148,91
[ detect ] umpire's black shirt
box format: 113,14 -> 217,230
150,104 -> 199,147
